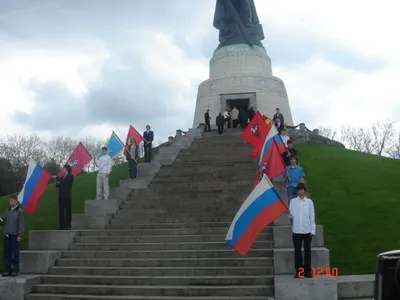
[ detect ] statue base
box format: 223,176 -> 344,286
192,44 -> 294,127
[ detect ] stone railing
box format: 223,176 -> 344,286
286,123 -> 344,148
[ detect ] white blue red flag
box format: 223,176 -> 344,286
18,159 -> 52,214
226,175 -> 287,256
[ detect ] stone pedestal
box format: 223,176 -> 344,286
193,44 -> 294,127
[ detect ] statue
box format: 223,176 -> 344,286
213,0 -> 265,48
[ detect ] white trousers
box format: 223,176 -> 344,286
96,173 -> 109,200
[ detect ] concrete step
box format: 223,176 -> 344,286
40,274 -> 274,286
27,294 -> 274,300
153,171 -> 254,179
61,249 -> 273,259
123,194 -> 245,204
55,257 -> 273,267
151,174 -> 252,183
69,241 -> 273,251
157,166 -> 255,175
114,209 -> 244,218
48,266 -> 274,276
32,284 -> 273,296
105,221 -> 233,229
78,227 -> 273,236
148,180 -> 251,189
109,216 -> 238,224
174,156 -> 252,163
74,234 -> 272,244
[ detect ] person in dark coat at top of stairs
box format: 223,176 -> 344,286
216,113 -> 225,135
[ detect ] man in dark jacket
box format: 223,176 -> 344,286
238,108 -> 249,129
143,125 -> 154,163
216,113 -> 225,135
204,109 -> 211,132
53,164 -> 74,230
1,194 -> 24,277
273,108 -> 284,124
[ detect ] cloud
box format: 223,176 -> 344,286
1,0 -> 400,143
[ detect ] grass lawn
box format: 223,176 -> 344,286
0,162 -> 129,272
296,144 -> 400,275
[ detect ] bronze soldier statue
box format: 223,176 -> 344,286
213,0 -> 265,48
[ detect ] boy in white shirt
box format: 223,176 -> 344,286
96,147 -> 112,200
280,128 -> 290,147
289,183 -> 316,278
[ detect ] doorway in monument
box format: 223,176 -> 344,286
226,99 -> 250,113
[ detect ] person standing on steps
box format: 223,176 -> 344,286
96,147 -> 112,200
216,112 -> 225,135
238,108 -> 249,129
204,109 -> 211,132
289,183 -> 315,279
282,140 -> 298,166
126,137 -> 139,180
285,155 -> 305,206
273,108 -> 284,125
223,109 -> 231,129
280,128 -> 290,147
1,194 -> 24,277
275,118 -> 284,132
53,165 -> 74,230
143,125 -> 154,163
231,106 -> 239,128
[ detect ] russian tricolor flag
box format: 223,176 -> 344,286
18,159 -> 52,214
226,175 -> 288,256
258,124 -> 286,166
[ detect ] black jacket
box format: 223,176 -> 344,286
282,148 -> 298,166
143,131 -> 154,143
204,112 -> 211,123
273,112 -> 284,124
56,173 -> 74,199
216,115 -> 225,126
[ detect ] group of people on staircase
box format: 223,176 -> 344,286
206,106 -> 316,279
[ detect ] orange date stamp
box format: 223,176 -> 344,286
297,267 -> 339,278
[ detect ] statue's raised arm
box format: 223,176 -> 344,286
213,0 -> 265,48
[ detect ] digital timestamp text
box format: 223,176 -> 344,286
297,267 -> 339,278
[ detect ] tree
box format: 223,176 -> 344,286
81,136 -> 106,172
318,126 -> 337,141
0,158 -> 14,196
340,120 -> 396,156
387,133 -> 400,159
371,120 -> 395,156
46,136 -> 77,168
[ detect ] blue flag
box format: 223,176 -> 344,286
102,131 -> 124,159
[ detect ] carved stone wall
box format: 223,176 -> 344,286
287,124 -> 345,148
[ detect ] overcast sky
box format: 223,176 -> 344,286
1,0 -> 399,143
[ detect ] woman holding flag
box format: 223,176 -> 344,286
126,138 -> 139,180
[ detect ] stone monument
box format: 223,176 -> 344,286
192,0 -> 294,127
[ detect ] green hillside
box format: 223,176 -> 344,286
296,144 -> 400,275
0,163 -> 129,271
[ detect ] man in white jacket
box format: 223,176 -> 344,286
289,183 -> 316,279
96,147 -> 112,200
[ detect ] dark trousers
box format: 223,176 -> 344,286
240,120 -> 248,129
293,233 -> 312,273
4,235 -> 20,272
287,186 -> 298,206
204,122 -> 211,132
232,119 -> 239,128
58,197 -> 72,230
224,118 -> 231,128
128,160 -> 138,179
218,125 -> 224,135
144,144 -> 152,162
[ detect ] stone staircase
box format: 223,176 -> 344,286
25,130 -> 275,300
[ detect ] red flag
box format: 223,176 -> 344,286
260,139 -> 286,180
58,142 -> 92,177
242,112 -> 270,148
123,125 -> 144,156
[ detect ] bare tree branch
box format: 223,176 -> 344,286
319,126 -> 337,141
371,120 -> 395,156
